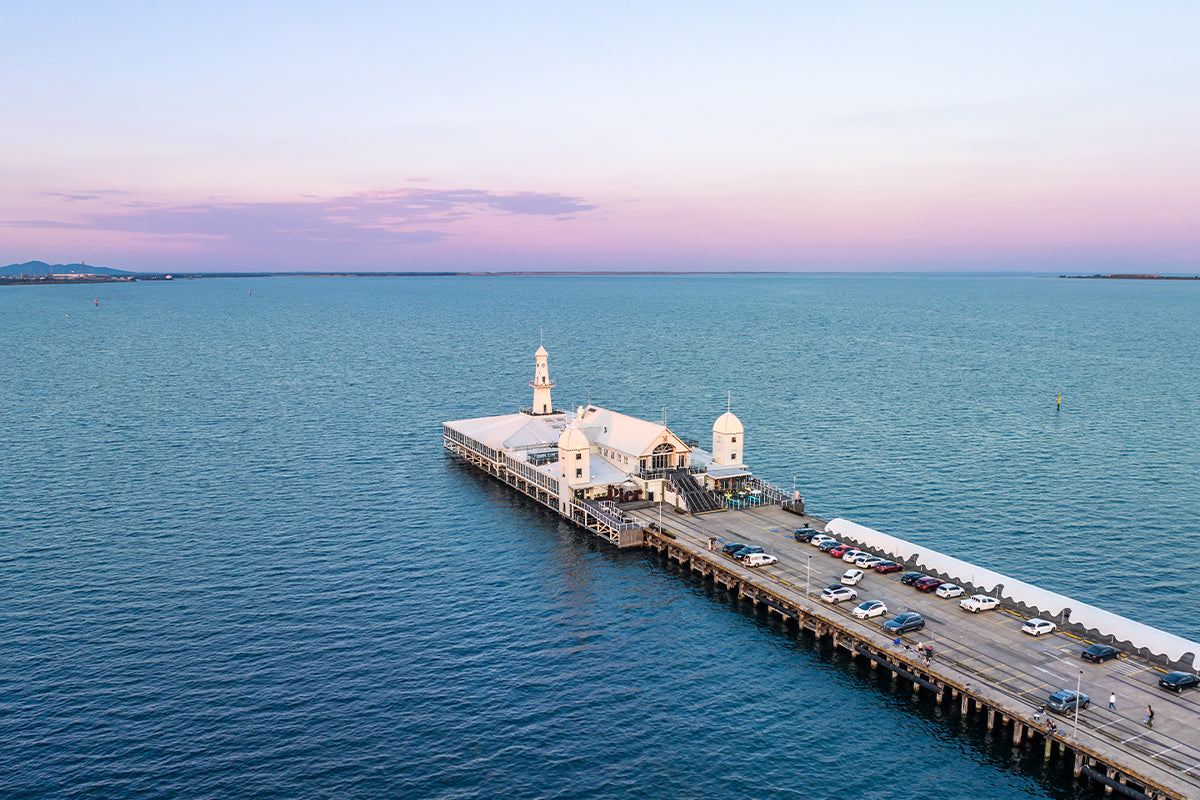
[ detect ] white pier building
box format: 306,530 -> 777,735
443,347 -> 797,547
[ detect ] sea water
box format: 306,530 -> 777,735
2,274 -> 1197,799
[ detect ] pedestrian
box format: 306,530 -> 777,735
1108,692 -> 1116,710
1145,705 -> 1154,727
1048,719 -> 1057,735
925,644 -> 934,663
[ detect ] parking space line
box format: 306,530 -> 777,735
1153,742 -> 1183,760
1122,730 -> 1151,745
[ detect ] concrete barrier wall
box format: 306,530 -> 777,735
826,518 -> 1198,670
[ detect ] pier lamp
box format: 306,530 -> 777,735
806,554 -> 811,610
1073,670 -> 1082,742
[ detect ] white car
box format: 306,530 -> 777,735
820,585 -> 858,605
851,600 -> 888,619
810,534 -> 833,547
1021,618 -> 1057,636
855,555 -> 883,569
959,595 -> 999,613
935,583 -> 964,599
842,549 -> 868,563
743,553 -> 778,568
841,568 -> 865,586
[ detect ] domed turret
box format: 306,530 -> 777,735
712,411 -> 744,466
558,416 -> 591,490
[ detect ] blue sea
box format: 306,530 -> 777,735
2,274 -> 1197,800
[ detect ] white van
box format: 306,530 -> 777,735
743,553 -> 778,567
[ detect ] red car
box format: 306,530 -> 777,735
914,576 -> 945,592
829,544 -> 854,558
873,561 -> 903,574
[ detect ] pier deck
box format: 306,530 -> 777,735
628,503 -> 1200,800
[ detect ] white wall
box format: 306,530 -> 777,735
826,518 -> 1198,670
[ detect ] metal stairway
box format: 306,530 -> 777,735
667,469 -> 725,514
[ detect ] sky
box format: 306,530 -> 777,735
3,1 -> 1200,273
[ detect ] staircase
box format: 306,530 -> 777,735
667,469 -> 725,514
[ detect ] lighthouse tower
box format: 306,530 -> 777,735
528,346 -> 555,415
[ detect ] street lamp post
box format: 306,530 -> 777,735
806,554 -> 812,610
1080,666 -> 1089,743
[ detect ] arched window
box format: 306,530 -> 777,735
651,442 -> 673,470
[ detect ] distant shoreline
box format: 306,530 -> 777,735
5,270 -> 1200,285
1061,273 -> 1200,280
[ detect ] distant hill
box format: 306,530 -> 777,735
0,261 -> 134,277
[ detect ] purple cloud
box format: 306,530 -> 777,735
44,192 -> 102,202
8,188 -> 596,250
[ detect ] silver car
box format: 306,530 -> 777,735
820,585 -> 858,605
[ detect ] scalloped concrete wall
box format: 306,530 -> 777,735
826,518 -> 1197,671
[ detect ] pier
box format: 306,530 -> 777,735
630,504 -> 1199,800
444,346 -> 1199,799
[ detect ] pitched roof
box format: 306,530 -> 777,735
575,405 -> 689,458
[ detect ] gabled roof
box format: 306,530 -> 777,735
575,405 -> 690,458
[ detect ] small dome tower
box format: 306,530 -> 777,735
558,413 -> 591,485
712,410 -> 744,466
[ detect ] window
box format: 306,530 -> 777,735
731,453 -> 737,461
651,442 -> 673,470
575,452 -> 582,460
731,436 -> 736,443
575,469 -> 583,478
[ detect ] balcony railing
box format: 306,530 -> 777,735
636,464 -> 705,481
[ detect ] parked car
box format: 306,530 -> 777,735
935,583 -> 964,599
820,585 -> 859,605
852,600 -> 888,619
855,555 -> 884,569
722,542 -> 747,556
1080,644 -> 1121,663
1046,689 -> 1090,713
914,576 -> 945,593
841,549 -> 868,563
874,561 -> 903,574
732,545 -> 764,562
1021,619 -> 1057,637
794,529 -> 820,543
841,568 -> 865,586
883,612 -> 925,634
743,553 -> 778,568
900,572 -> 925,586
817,539 -> 841,552
959,595 -> 1000,613
810,534 -> 834,547
829,544 -> 854,558
1158,671 -> 1200,693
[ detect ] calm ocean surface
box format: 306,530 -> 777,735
2,274 -> 1197,799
